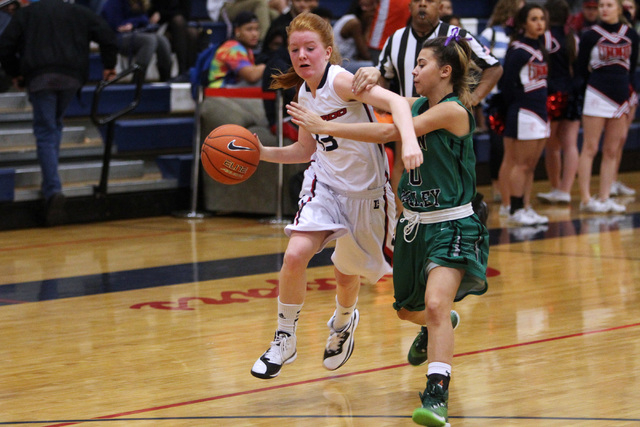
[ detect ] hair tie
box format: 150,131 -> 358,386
444,27 -> 472,46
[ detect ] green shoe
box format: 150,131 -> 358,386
407,310 -> 460,366
412,380 -> 449,426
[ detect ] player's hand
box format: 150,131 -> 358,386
401,138 -> 423,171
287,102 -> 326,134
253,132 -> 265,151
352,67 -> 381,94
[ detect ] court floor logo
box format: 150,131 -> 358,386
130,268 -> 499,310
130,276 -> 385,310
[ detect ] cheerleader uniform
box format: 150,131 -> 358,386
545,25 -> 582,121
499,36 -> 550,140
577,21 -> 639,118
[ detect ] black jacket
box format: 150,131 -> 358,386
0,0 -> 118,85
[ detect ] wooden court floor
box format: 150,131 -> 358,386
1,172 -> 639,426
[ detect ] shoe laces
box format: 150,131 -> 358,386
264,332 -> 291,363
420,381 -> 447,406
326,321 -> 350,353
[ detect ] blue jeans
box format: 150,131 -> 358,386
29,88 -> 77,200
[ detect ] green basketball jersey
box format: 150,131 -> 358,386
398,95 -> 477,212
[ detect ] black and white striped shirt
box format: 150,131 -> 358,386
377,21 -> 500,97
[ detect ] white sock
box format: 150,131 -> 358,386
427,362 -> 452,378
277,298 -> 302,335
332,295 -> 357,331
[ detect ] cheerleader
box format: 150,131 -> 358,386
537,0 -> 581,204
499,3 -> 550,225
576,0 -> 639,213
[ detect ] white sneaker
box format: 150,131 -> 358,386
526,207 -> 549,224
508,208 -> 538,226
601,198 -> 626,213
323,308 -> 359,371
610,181 -> 636,197
579,197 -> 608,213
499,205 -> 511,217
251,330 -> 297,379
537,188 -> 571,203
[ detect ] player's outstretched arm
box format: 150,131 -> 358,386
257,127 -> 316,164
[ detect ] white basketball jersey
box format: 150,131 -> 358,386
297,64 -> 389,193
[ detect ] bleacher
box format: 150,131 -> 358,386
0,0 -> 235,229
0,0 -> 638,230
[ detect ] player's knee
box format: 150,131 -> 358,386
282,249 -> 312,272
424,299 -> 448,325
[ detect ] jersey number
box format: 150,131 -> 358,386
409,168 -> 422,186
315,134 -> 338,151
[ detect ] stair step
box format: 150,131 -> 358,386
0,126 -> 87,148
0,92 -> 28,111
0,111 -> 33,124
14,160 -> 145,187
0,140 -> 105,164
13,175 -> 179,202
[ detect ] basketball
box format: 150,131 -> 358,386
201,124 -> 260,185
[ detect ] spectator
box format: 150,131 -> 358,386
478,0 -> 524,208
0,0 -> 118,226
266,0 -> 318,47
221,0 -> 277,43
576,0 -> 639,213
260,25 -> 298,139
201,11 -> 269,139
537,0 -> 581,205
101,0 -> 173,81
568,0 -> 599,33
332,0 -> 378,73
366,0 -> 410,63
0,0 -> 20,93
149,0 -> 201,80
207,11 -> 265,88
438,0 -> 452,17
499,3 -> 550,226
479,0 -> 524,66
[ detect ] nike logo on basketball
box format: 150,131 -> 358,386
227,139 -> 252,151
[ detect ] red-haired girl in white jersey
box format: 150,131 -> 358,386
250,12 -> 421,380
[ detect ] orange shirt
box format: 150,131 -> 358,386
367,0 -> 411,51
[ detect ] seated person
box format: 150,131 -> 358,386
201,11 -> 269,136
332,0 -> 377,73
100,0 -> 173,81
149,0 -> 201,80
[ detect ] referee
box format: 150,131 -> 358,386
353,0 -> 502,103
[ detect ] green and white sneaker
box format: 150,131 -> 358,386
412,380 -> 449,426
407,310 -> 460,366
